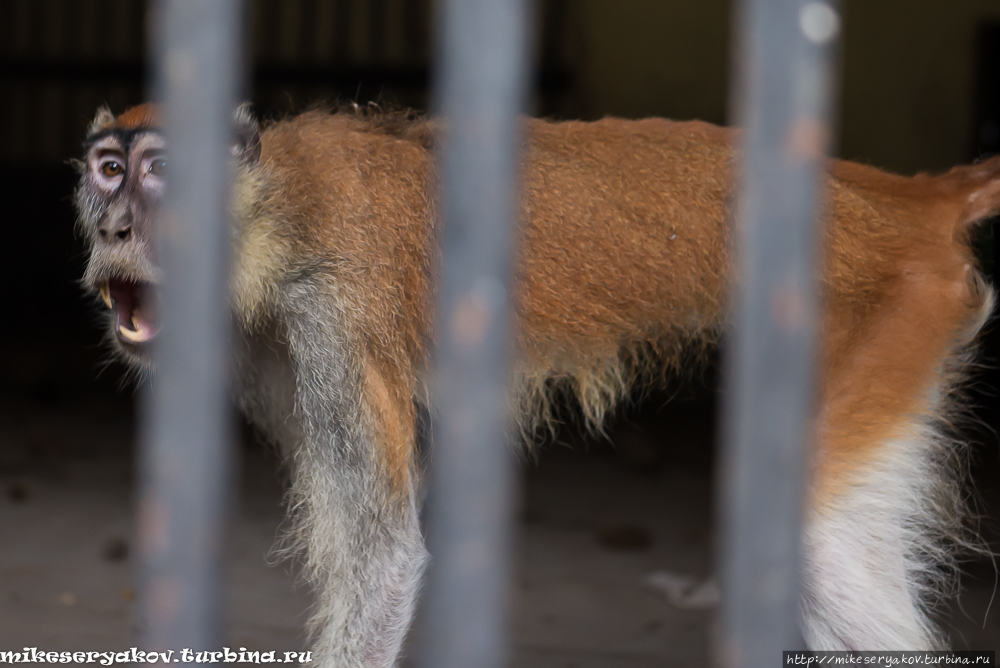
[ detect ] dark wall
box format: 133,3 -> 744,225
0,164 -> 124,406
1,1 -> 999,485
0,0 -> 574,404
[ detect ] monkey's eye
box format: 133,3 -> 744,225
150,158 -> 167,177
101,161 -> 123,177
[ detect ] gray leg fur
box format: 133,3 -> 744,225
238,279 -> 427,668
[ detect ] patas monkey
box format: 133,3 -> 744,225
74,102 -> 1000,664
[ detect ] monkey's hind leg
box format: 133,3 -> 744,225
280,279 -> 427,668
801,421 -> 957,650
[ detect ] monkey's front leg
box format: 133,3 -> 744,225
280,281 -> 427,668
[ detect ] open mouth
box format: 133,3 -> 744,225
100,278 -> 160,346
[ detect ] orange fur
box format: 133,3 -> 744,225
815,160 -> 993,499
237,111 -> 997,505
363,357 -> 417,494
115,102 -> 161,131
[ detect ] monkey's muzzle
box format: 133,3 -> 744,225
100,278 -> 159,345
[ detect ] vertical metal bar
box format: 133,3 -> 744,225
719,0 -> 840,664
414,1 -> 531,667
138,0 -> 241,655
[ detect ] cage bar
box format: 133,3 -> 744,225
719,0 -> 840,664
413,1 -> 531,667
137,0 -> 242,655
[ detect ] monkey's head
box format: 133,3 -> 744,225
75,103 -> 260,370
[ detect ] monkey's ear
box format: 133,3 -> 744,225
232,103 -> 261,165
88,106 -> 116,136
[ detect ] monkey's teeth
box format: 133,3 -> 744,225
100,282 -> 112,309
118,321 -> 155,343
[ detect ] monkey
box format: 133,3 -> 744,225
73,102 -> 1000,664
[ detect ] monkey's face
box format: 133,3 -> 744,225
76,110 -> 166,370
76,104 -> 261,371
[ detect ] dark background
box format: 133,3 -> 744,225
1,0 -> 999,654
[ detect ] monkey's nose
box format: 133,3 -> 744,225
98,222 -> 133,244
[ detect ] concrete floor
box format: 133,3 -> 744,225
0,392 -> 996,665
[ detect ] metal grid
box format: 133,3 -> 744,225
139,0 -> 839,664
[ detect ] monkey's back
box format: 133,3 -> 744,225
515,117 -> 992,482
249,111 -> 995,484
512,117 -> 736,425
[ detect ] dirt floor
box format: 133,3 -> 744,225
0,355 -> 996,666
0,395 -> 717,666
